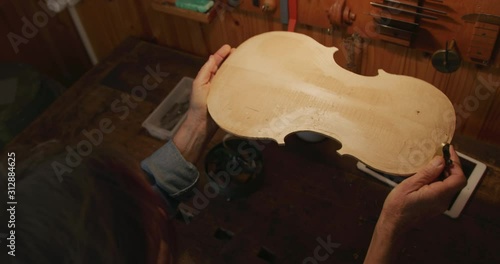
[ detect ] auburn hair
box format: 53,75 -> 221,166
2,141 -> 175,264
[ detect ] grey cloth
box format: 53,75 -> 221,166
141,140 -> 199,198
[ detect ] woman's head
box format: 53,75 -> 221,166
1,141 -> 173,264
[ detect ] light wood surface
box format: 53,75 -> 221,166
208,31 -> 456,175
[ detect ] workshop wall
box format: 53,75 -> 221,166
0,0 -> 91,86
73,0 -> 500,145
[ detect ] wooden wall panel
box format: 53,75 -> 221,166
0,0 -> 91,85
75,0 -> 151,59
199,9 -> 283,54
150,9 -> 284,56
477,68 -> 500,143
73,0 -> 500,146
361,40 -> 499,142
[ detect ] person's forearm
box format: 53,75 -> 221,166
364,216 -> 401,264
172,112 -> 216,163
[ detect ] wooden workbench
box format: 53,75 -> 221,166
5,38 -> 500,264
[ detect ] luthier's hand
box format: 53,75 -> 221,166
173,45 -> 232,163
380,145 -> 466,232
365,145 -> 466,263
188,44 -> 232,136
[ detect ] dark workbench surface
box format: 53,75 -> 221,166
6,38 -> 500,264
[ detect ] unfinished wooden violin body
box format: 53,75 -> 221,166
207,31 -> 455,175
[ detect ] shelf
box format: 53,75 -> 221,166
151,0 -> 218,24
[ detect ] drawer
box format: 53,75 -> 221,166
473,28 -> 499,39
468,46 -> 493,61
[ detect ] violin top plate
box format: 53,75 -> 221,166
208,31 -> 455,175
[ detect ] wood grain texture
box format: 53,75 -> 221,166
67,0 -> 499,146
207,31 -> 455,175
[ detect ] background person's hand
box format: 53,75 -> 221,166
188,44 -> 232,136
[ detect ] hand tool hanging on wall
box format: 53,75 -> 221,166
370,2 -> 438,20
383,0 -> 447,15
369,0 -> 447,47
327,0 -> 356,28
432,40 -> 461,73
370,12 -> 419,46
280,0 -> 288,24
260,0 -> 277,12
287,0 -> 297,31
